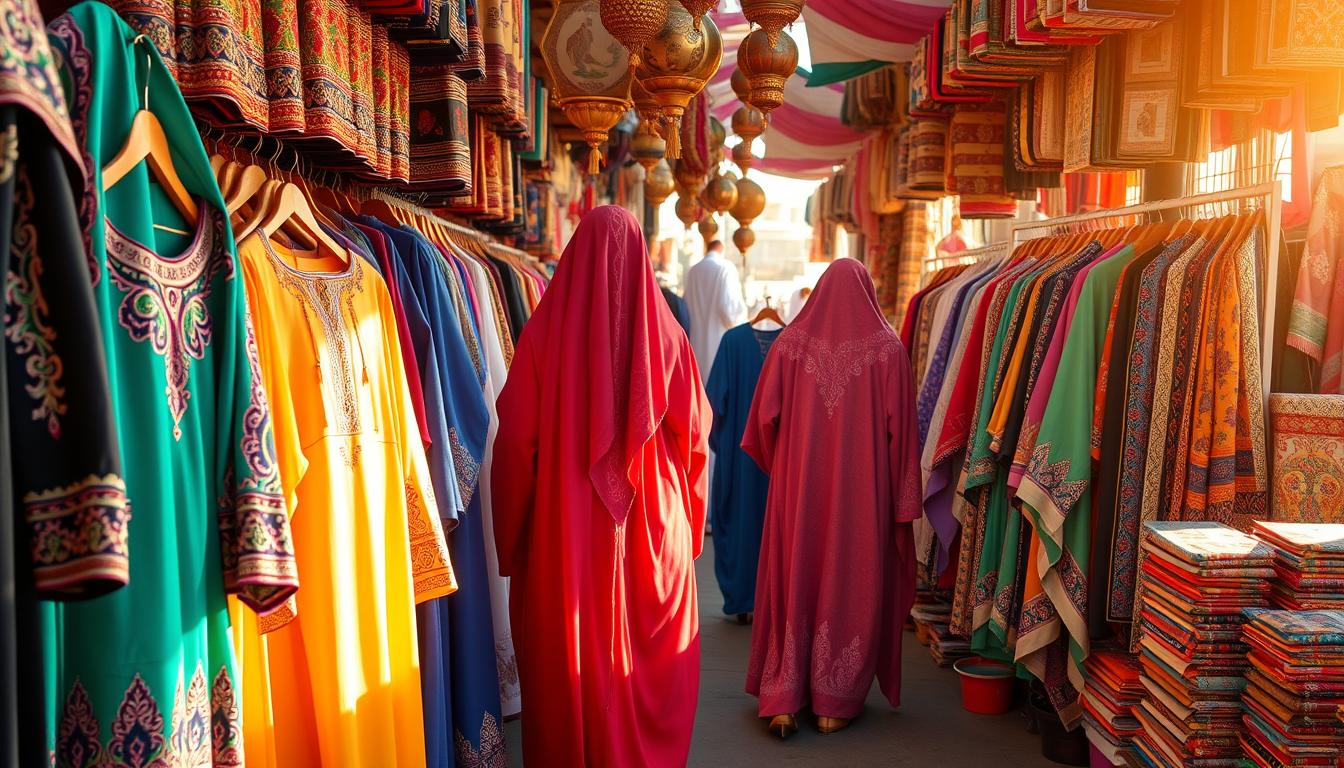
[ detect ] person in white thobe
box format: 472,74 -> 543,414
683,240 -> 747,384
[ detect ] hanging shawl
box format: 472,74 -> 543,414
1288,167 -> 1344,391
519,205 -> 685,522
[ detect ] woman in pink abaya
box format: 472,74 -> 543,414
743,258 -> 922,737
492,205 -> 710,767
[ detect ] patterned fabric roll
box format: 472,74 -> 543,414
1271,393 -> 1344,524
409,63 -> 470,195
949,101 -> 1015,219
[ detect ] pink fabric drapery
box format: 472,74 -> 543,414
492,206 -> 710,767
806,0 -> 949,43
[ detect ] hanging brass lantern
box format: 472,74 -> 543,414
673,160 -> 706,199
675,193 -> 702,229
731,67 -> 751,104
733,225 -> 756,256
732,140 -> 753,175
679,0 -> 715,30
740,0 -> 804,47
632,77 -> 664,137
698,213 -> 718,245
731,105 -> 766,151
647,160 -> 676,204
645,159 -> 676,205
542,0 -> 635,175
631,129 -> 666,172
730,176 -> 766,227
701,172 -> 738,214
636,4 -> 722,159
737,27 -> 797,116
599,0 -> 669,73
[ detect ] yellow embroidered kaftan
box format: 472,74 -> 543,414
231,232 -> 456,768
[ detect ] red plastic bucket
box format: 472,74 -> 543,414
953,657 -> 1015,715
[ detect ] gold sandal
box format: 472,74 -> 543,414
816,716 -> 851,734
768,713 -> 799,739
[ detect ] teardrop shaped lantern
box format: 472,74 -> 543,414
739,0 -> 804,47
732,140 -> 753,175
542,0 -> 635,175
733,225 -> 756,257
636,4 -> 722,159
675,193 -> 702,229
673,160 -> 706,199
701,172 -> 738,214
599,0 -> 669,73
730,176 -> 766,227
737,27 -> 797,116
679,0 -> 715,30
731,105 -> 766,152
645,159 -> 676,205
631,128 -> 667,172
698,213 -> 719,245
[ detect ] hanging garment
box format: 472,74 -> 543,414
233,230 -> 455,768
1,1 -> 125,764
368,220 -> 504,767
492,206 -> 708,768
684,249 -> 747,385
454,244 -> 522,717
742,258 -> 921,720
1288,167 -> 1344,391
706,323 -> 782,616
43,4 -> 300,764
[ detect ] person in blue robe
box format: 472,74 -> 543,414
705,322 -> 782,622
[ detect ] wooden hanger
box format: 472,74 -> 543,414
103,37 -> 198,226
235,178 -> 283,244
750,296 -> 784,328
225,163 -> 267,215
251,183 -> 347,263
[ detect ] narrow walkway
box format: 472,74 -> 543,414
503,536 -> 1059,766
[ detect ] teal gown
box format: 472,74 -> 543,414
44,4 -> 299,763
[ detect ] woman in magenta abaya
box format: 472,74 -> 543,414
492,206 -> 710,766
742,258 -> 922,737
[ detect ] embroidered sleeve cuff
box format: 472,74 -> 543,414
26,474 -> 131,598
221,491 -> 300,614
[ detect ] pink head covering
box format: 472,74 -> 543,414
788,257 -> 890,339
525,205 -> 688,522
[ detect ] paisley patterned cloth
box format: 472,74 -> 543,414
1271,393 -> 1344,523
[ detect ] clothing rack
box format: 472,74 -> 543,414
1011,181 -> 1284,489
365,189 -> 538,264
922,242 -> 1010,285
200,125 -> 538,265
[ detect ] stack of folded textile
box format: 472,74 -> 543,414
1251,521 -> 1344,610
1240,609 -> 1344,767
1081,651 -> 1143,766
1131,522 -> 1274,768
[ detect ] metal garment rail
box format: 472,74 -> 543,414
1010,181 -> 1284,494
366,189 -> 537,264
921,242 -> 1011,287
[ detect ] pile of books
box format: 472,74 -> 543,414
1251,521 -> 1344,610
1130,522 -> 1274,768
1240,609 -> 1344,767
910,598 -> 971,666
1081,651 -> 1142,766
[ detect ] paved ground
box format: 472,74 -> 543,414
502,536 -> 1060,766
